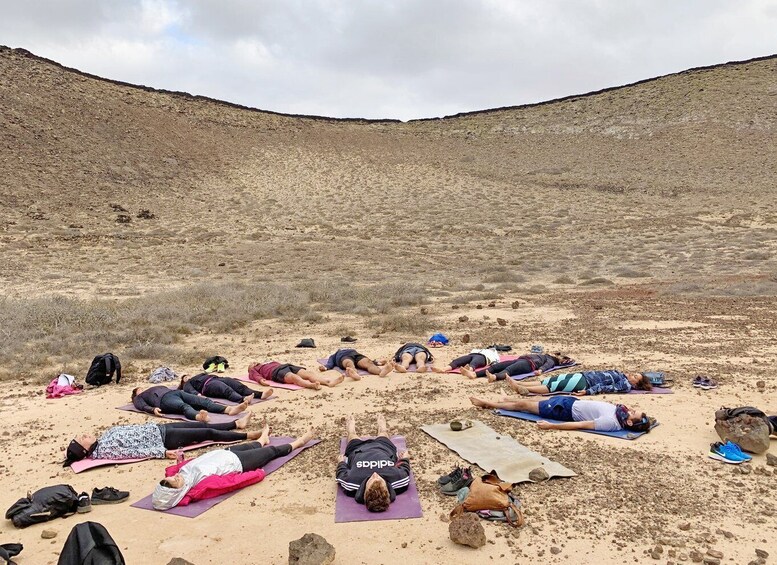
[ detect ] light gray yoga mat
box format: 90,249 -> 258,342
421,420 -> 576,483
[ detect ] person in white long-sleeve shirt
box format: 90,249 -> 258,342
153,424 -> 314,510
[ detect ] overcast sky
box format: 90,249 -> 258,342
3,1 -> 776,120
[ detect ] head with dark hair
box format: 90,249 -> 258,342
551,352 -> 573,365
63,434 -> 97,467
131,387 -> 140,400
626,373 -> 653,390
615,404 -> 653,433
364,473 -> 390,513
178,375 -> 189,390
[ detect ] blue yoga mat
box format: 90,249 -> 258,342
494,409 -> 658,440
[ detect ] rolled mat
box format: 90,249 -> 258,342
495,409 -> 659,440
130,436 -> 321,517
420,420 -> 575,483
117,403 -> 242,424
335,436 -> 423,523
70,439 -> 243,473
234,374 -> 304,391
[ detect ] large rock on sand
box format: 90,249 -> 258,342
289,533 -> 335,565
715,415 -> 771,454
449,512 -> 487,548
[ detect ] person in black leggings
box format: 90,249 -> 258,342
131,385 -> 250,422
431,348 -> 500,374
64,414 -> 263,465
460,352 -> 574,382
153,425 -> 316,510
180,373 -> 273,403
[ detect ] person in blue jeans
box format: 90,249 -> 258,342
468,395 -> 653,432
131,385 -> 250,422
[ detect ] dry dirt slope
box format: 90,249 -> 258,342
0,47 -> 776,298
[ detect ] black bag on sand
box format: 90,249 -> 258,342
57,521 -> 125,565
5,485 -> 79,528
0,543 -> 23,565
85,353 -> 121,386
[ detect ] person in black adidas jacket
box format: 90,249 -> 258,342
336,414 -> 411,512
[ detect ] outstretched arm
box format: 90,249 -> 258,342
537,420 -> 595,431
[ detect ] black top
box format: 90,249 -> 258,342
335,437 -> 411,503
132,386 -> 172,414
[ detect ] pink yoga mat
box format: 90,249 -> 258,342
234,374 -> 304,391
116,404 -> 242,424
70,440 -> 242,474
130,437 -> 321,518
335,436 -> 423,523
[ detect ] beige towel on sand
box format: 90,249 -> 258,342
421,420 -> 576,483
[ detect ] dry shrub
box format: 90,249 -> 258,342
0,279 -> 432,379
482,270 -> 526,284
617,269 -> 651,278
368,313 -> 435,334
553,276 -> 575,284
579,277 -> 614,286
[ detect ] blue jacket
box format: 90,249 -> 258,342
582,370 -> 632,395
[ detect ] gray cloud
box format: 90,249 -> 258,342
1,0 -> 775,119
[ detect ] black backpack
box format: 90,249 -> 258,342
85,353 -> 121,386
5,485 -> 79,528
715,406 -> 766,420
57,521 -> 125,565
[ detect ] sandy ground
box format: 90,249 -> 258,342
1,48 -> 776,564
1,293 -> 775,564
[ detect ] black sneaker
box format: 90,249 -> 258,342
91,487 -> 130,505
440,467 -> 473,495
77,492 -> 92,513
437,467 -> 463,486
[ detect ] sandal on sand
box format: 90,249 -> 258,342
450,419 -> 473,431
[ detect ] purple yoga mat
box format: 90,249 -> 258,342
130,436 -> 321,517
528,386 -> 673,396
70,440 -> 242,473
116,403 -> 241,424
234,374 -> 304,391
335,436 -> 423,523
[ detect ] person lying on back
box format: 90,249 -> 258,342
336,414 -> 410,512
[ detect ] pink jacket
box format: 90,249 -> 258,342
164,459 -> 266,506
46,378 -> 82,399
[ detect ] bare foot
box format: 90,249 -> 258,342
227,399 -> 250,415
195,410 -> 210,423
345,367 -> 362,381
392,361 -> 407,374
326,374 -> 345,387
246,430 -> 263,441
291,428 -> 316,450
346,414 -> 357,437
235,412 -> 253,429
460,365 -> 477,379
379,363 -> 393,377
377,413 -> 387,435
258,419 -> 270,446
311,382 -> 322,390
417,364 -> 428,373
244,394 -> 256,404
318,365 -> 327,372
486,371 -> 497,383
260,389 -> 274,400
469,396 -> 488,408
506,378 -> 522,394
431,365 -> 449,373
